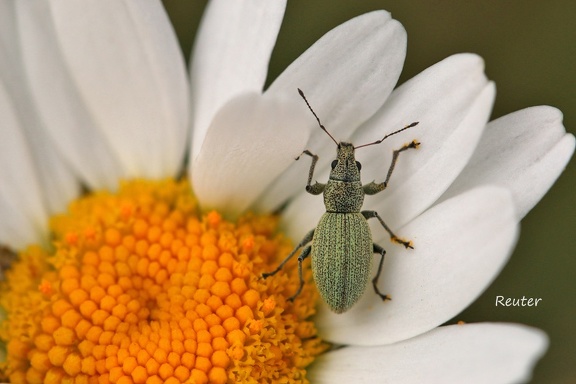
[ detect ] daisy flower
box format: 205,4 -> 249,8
0,1 -> 573,383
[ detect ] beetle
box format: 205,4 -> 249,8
262,89 -> 419,313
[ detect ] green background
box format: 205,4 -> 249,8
162,1 -> 576,382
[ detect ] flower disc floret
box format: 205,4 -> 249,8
0,179 -> 326,383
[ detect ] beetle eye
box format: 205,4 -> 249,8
356,161 -> 362,171
331,160 -> 338,169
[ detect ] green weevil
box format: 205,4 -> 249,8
262,89 -> 419,314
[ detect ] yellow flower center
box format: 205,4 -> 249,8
0,179 -> 327,384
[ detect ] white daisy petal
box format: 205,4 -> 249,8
315,186 -> 518,346
354,62 -> 496,228
357,54 -> 494,231
0,81 -> 47,249
439,106 -> 575,219
192,93 -> 310,218
190,0 -> 286,158
281,54 -> 494,241
1,1 -> 79,215
27,137 -> 80,216
19,0 -> 189,188
257,11 -> 407,212
309,323 -> 548,384
17,0 -> 123,190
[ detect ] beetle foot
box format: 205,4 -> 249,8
377,293 -> 392,301
391,236 -> 414,249
287,291 -> 302,303
373,282 -> 392,302
261,271 -> 275,279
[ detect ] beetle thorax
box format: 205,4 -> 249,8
329,143 -> 360,182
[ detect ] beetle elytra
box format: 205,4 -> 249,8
262,89 -> 419,313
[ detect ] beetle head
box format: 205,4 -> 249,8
330,142 -> 361,182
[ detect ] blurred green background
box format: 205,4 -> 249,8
162,1 -> 575,382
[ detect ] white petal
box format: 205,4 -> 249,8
439,106 -> 575,219
190,0 -> 286,158
309,323 -> 548,384
0,81 -> 48,249
192,93 -> 310,218
315,187 -> 518,346
17,1 -> 122,190
357,55 -> 493,231
281,54 -> 494,241
256,11 -> 407,212
0,1 -> 79,215
20,0 -> 189,189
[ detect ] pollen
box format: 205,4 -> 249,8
0,179 -> 327,383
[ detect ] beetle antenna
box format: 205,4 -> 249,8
298,88 -> 338,145
354,122 -> 419,150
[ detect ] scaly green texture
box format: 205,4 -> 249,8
312,212 -> 372,313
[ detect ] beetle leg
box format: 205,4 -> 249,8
262,229 -> 315,278
296,150 -> 325,195
287,245 -> 312,302
363,140 -> 420,195
361,210 -> 413,249
372,243 -> 391,301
